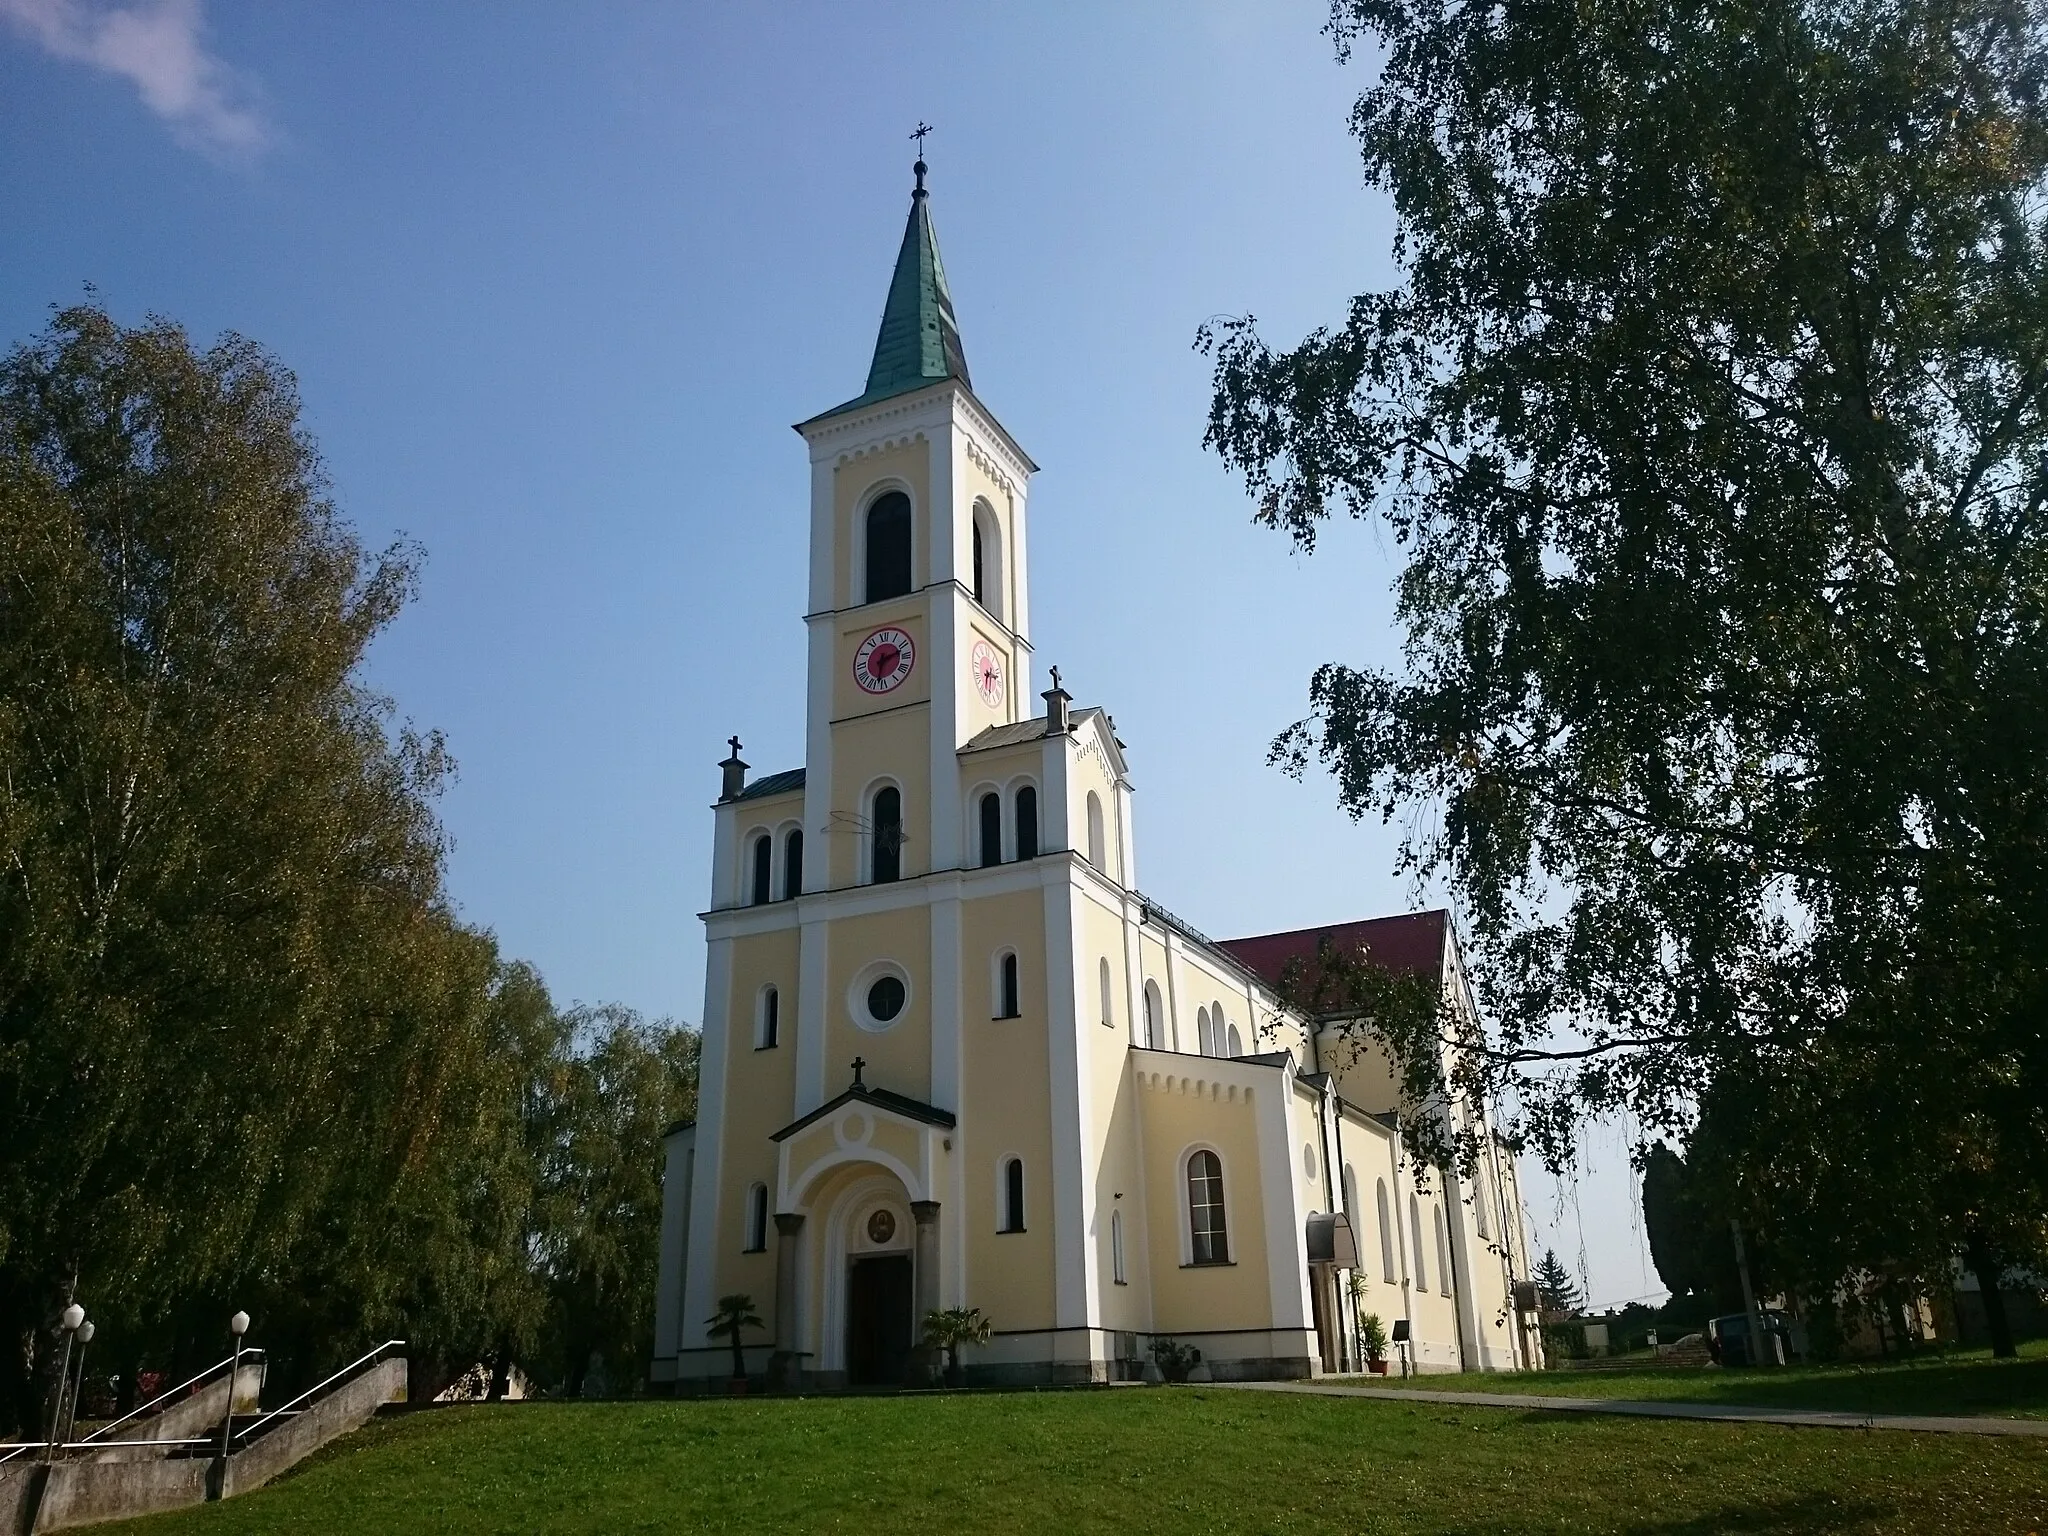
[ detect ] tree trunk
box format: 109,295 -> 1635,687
1965,1228 -> 2017,1359
728,1328 -> 745,1382
486,1345 -> 512,1402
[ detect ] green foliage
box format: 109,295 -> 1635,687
706,1294 -> 763,1383
0,304 -> 696,1430
1148,1336 -> 1203,1383
1359,1311 -> 1390,1362
1532,1250 -> 1582,1318
1203,0 -> 2048,1316
922,1305 -> 992,1383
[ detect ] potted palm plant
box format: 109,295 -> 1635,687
1361,1313 -> 1391,1375
921,1306 -> 993,1387
707,1293 -> 764,1393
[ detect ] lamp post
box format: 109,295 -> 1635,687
45,1303 -> 86,1461
219,1311 -> 250,1470
63,1320 -> 96,1444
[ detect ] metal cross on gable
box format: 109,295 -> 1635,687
850,1056 -> 867,1088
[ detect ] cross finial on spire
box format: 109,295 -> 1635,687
851,1056 -> 867,1089
1049,665 -> 1061,690
727,735 -> 742,757
910,122 -> 933,197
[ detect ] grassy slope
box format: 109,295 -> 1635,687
1350,1339 -> 2048,1419
122,1389 -> 2046,1536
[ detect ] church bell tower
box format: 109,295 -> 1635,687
791,156 -> 1039,897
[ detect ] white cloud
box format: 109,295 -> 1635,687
1,0 -> 266,154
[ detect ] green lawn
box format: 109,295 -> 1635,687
1347,1337 -> 2048,1420
120,1387 -> 2046,1535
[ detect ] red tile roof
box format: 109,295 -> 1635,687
1217,910 -> 1448,1004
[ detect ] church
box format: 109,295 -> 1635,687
650,158 -> 1542,1389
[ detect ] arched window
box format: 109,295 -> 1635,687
970,500 -> 1004,619
1111,1208 -> 1127,1285
978,791 -> 1002,867
1142,981 -> 1163,1050
865,491 -> 912,602
1098,957 -> 1114,1028
870,786 -> 902,884
1196,1006 -> 1214,1057
1377,1179 -> 1397,1282
1187,1150 -> 1228,1264
1474,1176 -> 1492,1240
1226,1023 -> 1243,1056
757,985 -> 779,1050
749,833 -> 772,906
1014,785 -> 1038,859
1343,1166 -> 1360,1226
1410,1193 -> 1429,1292
1001,1158 -> 1026,1233
1086,791 -> 1106,870
996,952 -> 1020,1019
1434,1204 -> 1452,1295
783,828 -> 803,899
744,1182 -> 769,1252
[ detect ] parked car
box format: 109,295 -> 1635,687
1707,1311 -> 1793,1366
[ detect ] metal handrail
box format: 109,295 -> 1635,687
229,1340 -> 403,1447
77,1349 -> 268,1444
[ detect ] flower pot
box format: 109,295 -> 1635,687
1368,1359 -> 1389,1375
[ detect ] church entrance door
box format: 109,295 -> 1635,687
846,1254 -> 914,1385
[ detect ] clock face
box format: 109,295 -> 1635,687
852,627 -> 915,694
970,640 -> 1005,707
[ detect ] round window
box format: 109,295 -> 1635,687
867,1209 -> 897,1245
867,975 -> 906,1023
848,962 -> 913,1032
1304,1143 -> 1319,1179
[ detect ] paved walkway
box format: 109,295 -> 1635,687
1217,1380 -> 2048,1438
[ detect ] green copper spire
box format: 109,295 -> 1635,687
842,159 -> 970,413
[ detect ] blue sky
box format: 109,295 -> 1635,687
1,0 -> 1662,1311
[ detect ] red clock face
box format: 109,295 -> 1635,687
853,627 -> 915,693
970,640 -> 1005,707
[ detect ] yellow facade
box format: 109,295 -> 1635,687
650,164 -> 1537,1392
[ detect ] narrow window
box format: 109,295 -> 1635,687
1142,983 -> 1162,1050
1188,1150 -> 1228,1264
750,833 -> 772,906
1098,957 -> 1114,1028
1086,791 -> 1106,870
744,1183 -> 769,1252
871,786 -> 902,884
1001,1158 -> 1025,1233
1196,1006 -> 1213,1057
1111,1209 -> 1127,1285
783,828 -> 803,898
998,953 -> 1020,1019
972,517 -> 985,606
865,491 -> 912,602
1410,1194 -> 1428,1292
1014,785 -> 1038,859
1226,1023 -> 1243,1057
1377,1180 -> 1396,1282
978,791 -> 1002,867
758,986 -> 779,1049
1474,1176 -> 1492,1240
1434,1205 -> 1452,1296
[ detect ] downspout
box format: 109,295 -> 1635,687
1330,1089 -> 1356,1373
1388,1119 -> 1415,1374
1314,1074 -> 1340,1371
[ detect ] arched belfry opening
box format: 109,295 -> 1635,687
865,491 -> 912,602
